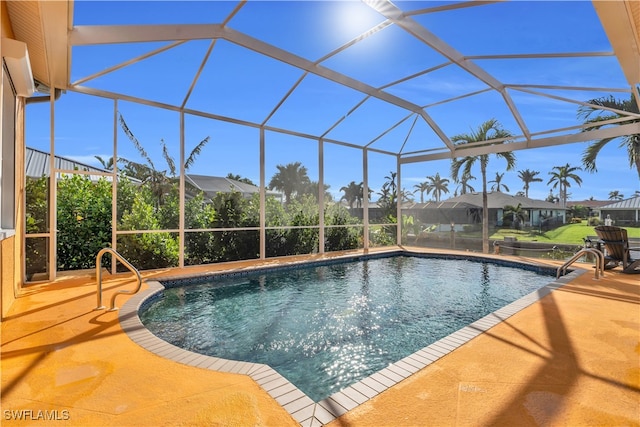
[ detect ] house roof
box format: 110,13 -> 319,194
600,196 -> 640,210
25,146 -> 110,179
185,174 -> 281,198
566,200 -> 612,209
403,200 -> 478,210
412,192 -> 565,210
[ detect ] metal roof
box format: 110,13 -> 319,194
25,146 -> 110,180
600,196 -> 640,210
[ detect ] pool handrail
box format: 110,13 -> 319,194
95,247 -> 143,311
556,247 -> 604,279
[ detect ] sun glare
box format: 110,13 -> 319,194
328,1 -> 386,46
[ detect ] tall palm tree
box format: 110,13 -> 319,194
488,171 -> 509,193
451,119 -> 516,253
517,169 -> 543,198
608,190 -> 624,201
377,171 -> 398,218
118,113 -> 210,208
384,171 -> 397,195
577,93 -> 640,178
547,163 -> 582,208
425,172 -> 450,202
413,181 -> 429,203
268,162 -> 310,206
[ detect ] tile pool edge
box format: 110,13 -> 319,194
119,257 -> 587,427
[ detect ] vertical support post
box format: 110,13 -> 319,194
318,138 -> 325,254
363,148 -> 369,250
396,155 -> 401,246
48,90 -> 56,281
259,127 -> 266,260
111,100 -> 118,275
179,111 -> 185,268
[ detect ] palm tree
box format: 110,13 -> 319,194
118,113 -> 210,208
384,171 -> 397,195
300,180 -> 331,201
340,181 -> 361,209
608,190 -> 624,201
268,162 -> 310,205
578,93 -> 640,179
488,172 -> 509,193
451,119 -> 516,253
94,155 -> 118,170
340,181 -> 364,209
547,163 -> 582,208
517,169 -> 543,198
425,172 -> 450,202
413,181 -> 429,203
399,187 -> 414,203
454,172 -> 476,196
502,203 -> 528,230
377,171 -> 398,218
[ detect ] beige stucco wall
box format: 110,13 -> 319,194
1,3 -> 25,320
1,92 -> 27,321
1,235 -> 16,319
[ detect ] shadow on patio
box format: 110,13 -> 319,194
2,253 -> 639,426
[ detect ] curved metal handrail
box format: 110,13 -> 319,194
556,248 -> 604,279
96,248 -> 143,311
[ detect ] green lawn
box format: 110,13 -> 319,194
490,222 -> 640,245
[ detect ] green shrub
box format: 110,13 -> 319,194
325,204 -> 361,251
56,174 -> 113,270
117,193 -> 179,269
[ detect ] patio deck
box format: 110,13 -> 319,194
2,248 -> 638,426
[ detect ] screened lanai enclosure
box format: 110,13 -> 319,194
15,0 -> 640,281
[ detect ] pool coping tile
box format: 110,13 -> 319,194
349,380 -> 379,399
119,252 -> 586,426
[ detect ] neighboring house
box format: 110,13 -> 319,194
185,174 -> 283,201
599,196 -> 640,225
403,191 -> 566,229
25,147 -> 282,201
566,199 -> 610,218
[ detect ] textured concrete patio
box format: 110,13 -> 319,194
2,248 -> 638,426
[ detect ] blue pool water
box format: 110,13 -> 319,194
140,255 -> 554,402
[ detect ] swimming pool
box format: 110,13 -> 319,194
139,254 -> 557,402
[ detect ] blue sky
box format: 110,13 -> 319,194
26,0 -> 640,202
